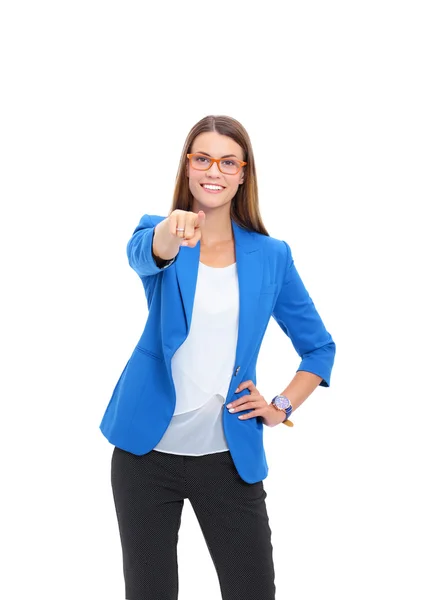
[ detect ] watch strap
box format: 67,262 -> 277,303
271,395 -> 294,427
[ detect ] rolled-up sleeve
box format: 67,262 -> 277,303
272,241 -> 336,387
127,214 -> 177,277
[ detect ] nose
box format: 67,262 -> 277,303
206,161 -> 222,177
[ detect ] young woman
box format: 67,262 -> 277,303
100,114 -> 336,600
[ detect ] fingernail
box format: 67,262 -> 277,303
181,241 -> 188,246
226,404 -> 232,408
235,387 -> 239,393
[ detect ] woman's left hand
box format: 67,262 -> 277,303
226,380 -> 286,428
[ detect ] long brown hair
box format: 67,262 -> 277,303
169,115 -> 269,236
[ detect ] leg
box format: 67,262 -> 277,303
111,448 -> 186,600
185,451 -> 276,600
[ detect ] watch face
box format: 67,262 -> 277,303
274,396 -> 290,409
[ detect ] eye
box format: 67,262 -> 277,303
195,156 -> 209,163
221,159 -> 238,167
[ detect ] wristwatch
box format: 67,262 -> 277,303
271,395 -> 294,427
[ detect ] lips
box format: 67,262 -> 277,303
200,184 -> 225,189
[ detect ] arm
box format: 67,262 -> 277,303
272,241 -> 336,397
260,371 -> 324,427
127,214 -> 181,277
278,371 -> 324,419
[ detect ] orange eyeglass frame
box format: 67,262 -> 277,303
187,153 -> 247,173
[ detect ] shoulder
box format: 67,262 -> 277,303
132,214 -> 168,233
253,230 -> 291,261
242,229 -> 292,282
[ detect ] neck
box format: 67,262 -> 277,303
192,202 -> 233,245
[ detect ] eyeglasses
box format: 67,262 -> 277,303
187,153 -> 247,175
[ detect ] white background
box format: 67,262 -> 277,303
1,1 -> 439,599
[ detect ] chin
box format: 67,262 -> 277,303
192,192 -> 222,207
196,198 -> 230,211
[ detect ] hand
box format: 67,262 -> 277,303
168,209 -> 206,248
226,380 -> 286,428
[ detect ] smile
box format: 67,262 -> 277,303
201,184 -> 225,192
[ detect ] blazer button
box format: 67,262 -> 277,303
234,366 -> 241,376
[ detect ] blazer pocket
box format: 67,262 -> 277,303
134,345 -> 164,361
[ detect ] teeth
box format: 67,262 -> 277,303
202,184 -> 223,190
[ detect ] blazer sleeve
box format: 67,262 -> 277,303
272,241 -> 336,387
127,214 -> 177,277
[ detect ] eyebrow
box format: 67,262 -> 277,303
194,151 -> 240,159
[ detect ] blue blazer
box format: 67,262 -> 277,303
100,214 -> 336,483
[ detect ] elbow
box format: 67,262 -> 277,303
298,338 -> 336,388
126,237 -> 140,272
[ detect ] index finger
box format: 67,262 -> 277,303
193,210 -> 206,229
236,380 -> 257,394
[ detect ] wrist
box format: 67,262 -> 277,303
274,405 -> 287,425
270,394 -> 294,427
152,220 -> 180,261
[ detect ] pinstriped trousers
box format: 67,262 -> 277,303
111,447 -> 276,600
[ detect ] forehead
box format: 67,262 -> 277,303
191,131 -> 244,160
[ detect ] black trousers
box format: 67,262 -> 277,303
111,447 -> 276,600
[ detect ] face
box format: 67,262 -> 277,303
187,131 -> 245,213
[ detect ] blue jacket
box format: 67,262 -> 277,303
99,214 -> 336,483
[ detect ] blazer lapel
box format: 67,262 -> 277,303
173,220 -> 264,369
232,221 -> 264,368
175,235 -> 200,334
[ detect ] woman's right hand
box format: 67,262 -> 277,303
168,209 -> 206,248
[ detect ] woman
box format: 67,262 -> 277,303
100,114 -> 336,600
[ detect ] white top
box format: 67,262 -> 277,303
154,261 -> 239,456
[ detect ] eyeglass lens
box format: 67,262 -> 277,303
190,154 -> 241,174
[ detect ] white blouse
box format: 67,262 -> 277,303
154,260 -> 239,456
